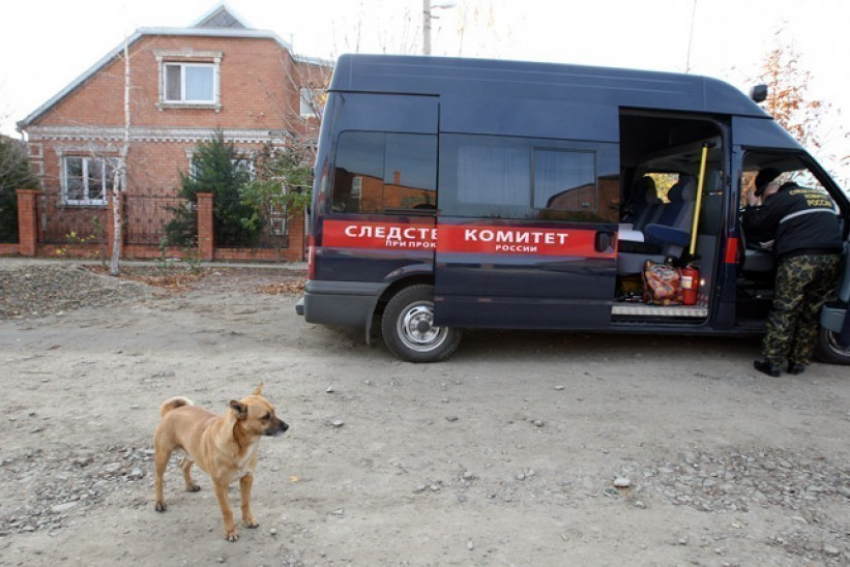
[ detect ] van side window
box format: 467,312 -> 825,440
331,131 -> 437,214
385,134 -> 437,211
534,149 -> 596,210
454,141 -> 530,208
331,132 -> 383,213
440,134 -> 616,220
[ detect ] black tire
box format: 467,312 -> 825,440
381,284 -> 462,363
815,327 -> 850,365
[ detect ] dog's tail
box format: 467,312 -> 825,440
160,396 -> 193,417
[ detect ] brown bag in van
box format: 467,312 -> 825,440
642,260 -> 683,305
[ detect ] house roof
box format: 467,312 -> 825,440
192,2 -> 252,29
18,3 -> 328,131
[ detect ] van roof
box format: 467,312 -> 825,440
330,54 -> 770,119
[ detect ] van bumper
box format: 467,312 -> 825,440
296,280 -> 385,328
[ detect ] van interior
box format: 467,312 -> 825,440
616,111 -> 845,329
614,111 -> 725,323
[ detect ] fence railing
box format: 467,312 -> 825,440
4,189 -> 305,262
0,191 -> 18,243
124,195 -> 192,246
36,192 -> 109,246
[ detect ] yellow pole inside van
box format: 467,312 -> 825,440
689,143 -> 710,257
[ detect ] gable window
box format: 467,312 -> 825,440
156,51 -> 222,110
165,63 -> 215,103
63,156 -> 116,206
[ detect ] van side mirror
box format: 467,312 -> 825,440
750,84 -> 768,103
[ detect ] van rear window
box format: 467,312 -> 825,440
331,132 -> 437,214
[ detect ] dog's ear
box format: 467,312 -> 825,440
252,382 -> 264,396
229,400 -> 248,420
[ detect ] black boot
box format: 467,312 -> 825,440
787,361 -> 806,375
754,359 -> 781,377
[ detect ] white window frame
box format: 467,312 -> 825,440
155,51 -> 222,111
62,156 -> 117,206
300,87 -> 319,118
164,63 -> 216,103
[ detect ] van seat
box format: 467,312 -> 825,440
629,176 -> 663,231
742,246 -> 775,273
617,175 -> 697,275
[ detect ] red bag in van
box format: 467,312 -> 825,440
642,260 -> 683,305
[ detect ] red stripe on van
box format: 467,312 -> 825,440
725,237 -> 739,264
322,219 -> 613,258
323,219 -> 436,251
438,224 -> 613,258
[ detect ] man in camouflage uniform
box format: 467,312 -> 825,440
743,168 -> 843,377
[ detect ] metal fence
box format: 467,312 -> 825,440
37,192 -> 108,246
30,191 -> 295,252
124,195 -> 193,247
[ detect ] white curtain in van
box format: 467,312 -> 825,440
457,145 -> 530,207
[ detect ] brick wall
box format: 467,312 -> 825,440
34,36 -> 322,135
20,32 -> 326,262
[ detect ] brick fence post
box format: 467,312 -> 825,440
289,209 -> 306,262
196,192 -> 214,261
16,189 -> 40,257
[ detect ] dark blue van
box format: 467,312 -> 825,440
296,54 -> 850,363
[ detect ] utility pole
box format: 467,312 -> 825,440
685,0 -> 698,72
423,0 -> 433,55
423,0 -> 456,56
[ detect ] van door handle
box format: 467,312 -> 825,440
595,231 -> 615,253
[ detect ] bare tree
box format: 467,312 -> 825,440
453,0 -> 512,58
108,38 -> 131,276
756,38 -> 827,153
740,34 -> 848,198
255,51 -> 333,166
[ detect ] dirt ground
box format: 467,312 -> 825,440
0,261 -> 848,566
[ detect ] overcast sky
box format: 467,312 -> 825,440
1,0 -> 848,181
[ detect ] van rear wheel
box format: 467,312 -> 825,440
381,284 -> 462,362
815,327 -> 850,365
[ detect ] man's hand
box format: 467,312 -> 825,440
746,191 -> 760,207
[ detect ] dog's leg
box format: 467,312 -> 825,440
153,444 -> 171,512
179,456 -> 201,492
239,473 -> 259,529
213,481 -> 238,542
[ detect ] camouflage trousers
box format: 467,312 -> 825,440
763,253 -> 842,365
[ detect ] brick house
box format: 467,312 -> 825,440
17,4 -> 330,261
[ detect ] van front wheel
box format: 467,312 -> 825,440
815,327 -> 850,365
381,285 -> 462,362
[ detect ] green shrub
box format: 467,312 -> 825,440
0,137 -> 38,242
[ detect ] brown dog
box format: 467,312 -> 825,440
153,383 -> 288,541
